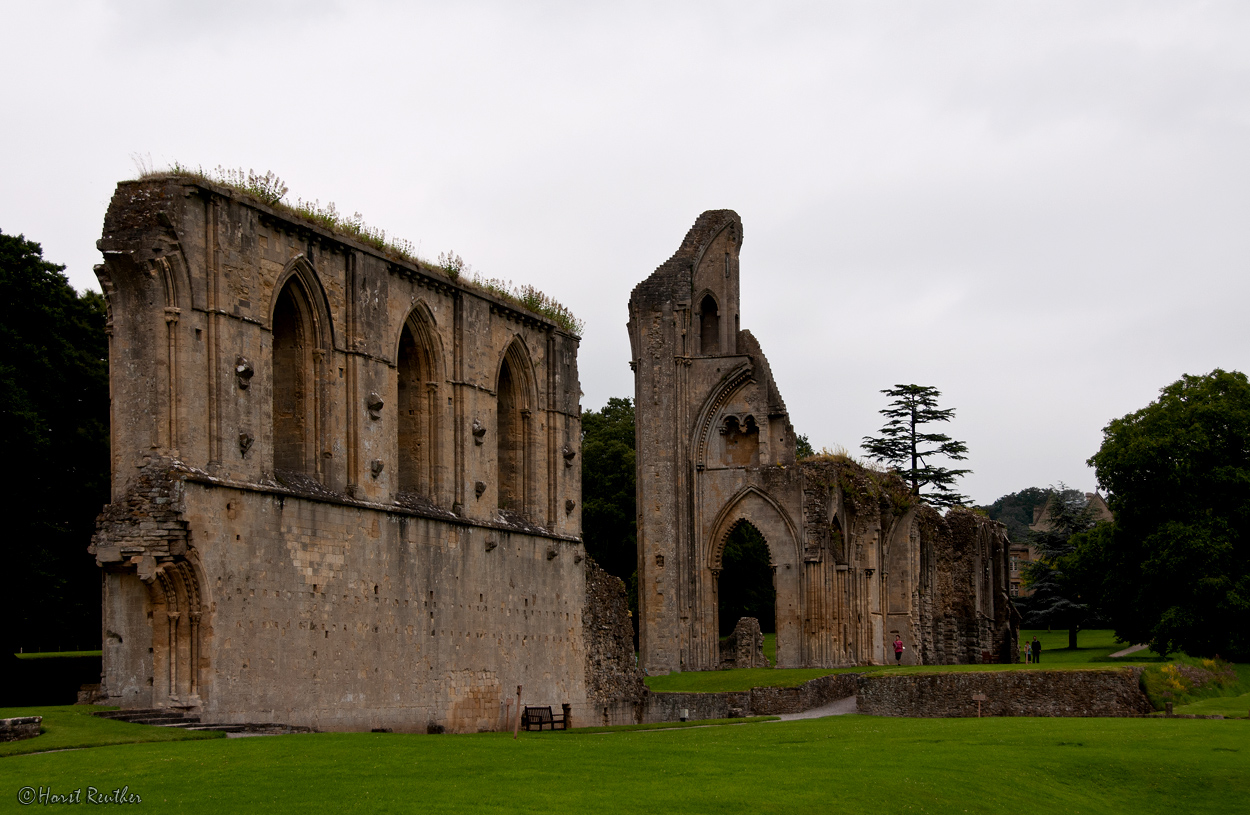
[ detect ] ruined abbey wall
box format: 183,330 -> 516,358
628,211 -> 1017,674
92,177 -> 593,732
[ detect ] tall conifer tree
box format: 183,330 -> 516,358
861,384 -> 970,508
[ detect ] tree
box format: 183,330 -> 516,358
1086,369 -> 1250,659
580,397 -> 638,628
0,231 -> 110,660
1017,486 -> 1099,649
861,384 -> 970,508
978,486 -> 1051,542
795,434 -> 813,460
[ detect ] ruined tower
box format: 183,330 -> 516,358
628,211 -> 1018,675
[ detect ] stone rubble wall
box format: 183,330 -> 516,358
0,717 -> 42,743
857,669 -> 1153,718
583,558 -> 646,706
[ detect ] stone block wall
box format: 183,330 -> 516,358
91,176 -> 601,733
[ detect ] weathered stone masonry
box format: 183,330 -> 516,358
91,176 -> 595,733
628,210 -> 1018,675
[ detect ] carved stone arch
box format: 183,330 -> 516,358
395,300 -> 447,498
694,289 -> 721,355
496,336 -> 538,515
270,256 -> 334,351
692,362 -> 754,468
270,257 -> 333,476
145,559 -> 206,705
706,486 -> 802,571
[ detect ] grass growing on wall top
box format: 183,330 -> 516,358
132,164 -> 584,336
1,715 -> 1246,813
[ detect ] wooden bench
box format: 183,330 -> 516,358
521,706 -> 567,731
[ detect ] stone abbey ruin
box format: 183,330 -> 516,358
91,179 -> 1015,732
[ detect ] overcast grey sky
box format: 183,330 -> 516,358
3,1 -> 1247,504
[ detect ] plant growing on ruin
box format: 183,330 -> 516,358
135,161 -> 585,337
437,251 -> 469,280
861,384 -> 970,509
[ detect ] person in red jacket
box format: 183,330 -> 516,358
893,636 -> 905,664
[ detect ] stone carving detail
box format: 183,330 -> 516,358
474,480 -> 487,499
370,459 -> 384,478
485,538 -> 497,551
235,357 -> 254,390
565,499 -> 575,514
366,392 -> 384,420
472,418 -> 486,444
562,444 -> 576,466
238,432 -> 253,457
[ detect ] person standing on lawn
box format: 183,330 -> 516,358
1031,636 -> 1041,664
893,635 -> 905,664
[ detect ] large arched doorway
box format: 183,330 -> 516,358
718,520 -> 776,639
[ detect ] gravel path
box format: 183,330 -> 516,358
1109,644 -> 1150,658
773,696 -> 857,720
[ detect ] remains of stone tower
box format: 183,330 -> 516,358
628,210 -> 1017,674
89,175 -> 643,733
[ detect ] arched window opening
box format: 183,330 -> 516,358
272,279 -> 316,474
397,320 -> 438,499
497,346 -> 531,514
718,521 -> 776,649
699,294 -> 720,355
720,414 -> 759,467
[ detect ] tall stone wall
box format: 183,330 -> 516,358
91,176 -> 594,732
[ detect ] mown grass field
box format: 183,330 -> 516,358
1,709 -> 1246,814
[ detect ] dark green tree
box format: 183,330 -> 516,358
580,397 -> 637,628
1,231 -> 110,661
1017,486 -> 1099,649
977,486 -> 1051,542
1086,369 -> 1250,659
795,434 -> 813,460
861,384 -> 970,508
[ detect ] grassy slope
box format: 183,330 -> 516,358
1,716 -> 1245,814
647,629 -> 1168,693
0,706 -> 223,758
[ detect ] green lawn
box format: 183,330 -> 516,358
1172,692 -> 1250,718
0,706 -> 223,758
13,650 -> 102,660
1,714 -> 1245,813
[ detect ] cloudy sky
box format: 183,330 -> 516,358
3,1 -> 1247,504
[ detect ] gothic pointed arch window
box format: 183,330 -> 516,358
496,340 -> 534,515
271,276 -> 319,475
699,294 -> 720,355
397,306 -> 442,500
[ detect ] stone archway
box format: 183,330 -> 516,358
704,488 -> 802,669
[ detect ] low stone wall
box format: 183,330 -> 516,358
0,717 -> 43,743
856,669 -> 1152,718
634,668 -> 1151,724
